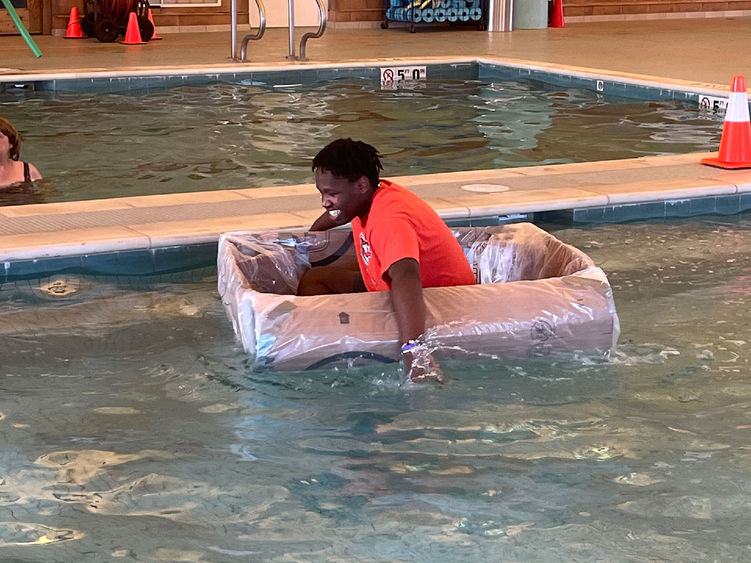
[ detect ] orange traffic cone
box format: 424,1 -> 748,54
147,9 -> 163,40
121,12 -> 147,45
701,74 -> 751,169
550,0 -> 564,28
64,6 -> 86,38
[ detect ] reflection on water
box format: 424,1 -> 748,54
1,78 -> 722,203
1,214 -> 750,560
0,178 -> 56,206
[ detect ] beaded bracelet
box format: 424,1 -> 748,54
400,339 -> 421,354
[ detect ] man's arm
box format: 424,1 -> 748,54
386,258 -> 444,383
310,211 -> 343,231
386,258 -> 425,343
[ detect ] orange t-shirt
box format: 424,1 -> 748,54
351,180 -> 476,291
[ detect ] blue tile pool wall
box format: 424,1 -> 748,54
537,195 -> 751,225
0,63 -> 479,95
0,243 -> 219,283
477,63 -> 728,105
0,61 -> 731,107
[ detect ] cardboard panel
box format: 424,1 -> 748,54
218,224 -> 621,371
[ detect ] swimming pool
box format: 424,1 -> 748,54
1,212 -> 750,560
0,62 -> 723,204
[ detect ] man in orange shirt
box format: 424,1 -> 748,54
299,138 -> 475,383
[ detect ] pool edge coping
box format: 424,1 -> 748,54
3,152 -> 751,264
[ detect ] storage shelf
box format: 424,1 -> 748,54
382,0 -> 486,32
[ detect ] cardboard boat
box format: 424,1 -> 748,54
217,223 -> 620,371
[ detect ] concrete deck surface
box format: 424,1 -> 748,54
3,18 -> 751,87
1,18 -> 751,262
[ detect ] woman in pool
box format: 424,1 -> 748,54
0,116 -> 42,188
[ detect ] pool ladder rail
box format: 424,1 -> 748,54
239,0 -> 266,61
297,0 -> 327,61
230,0 -> 327,62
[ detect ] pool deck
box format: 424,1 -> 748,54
2,19 -> 751,262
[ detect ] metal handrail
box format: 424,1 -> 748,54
230,0 -> 267,61
298,0 -> 326,61
286,0 -> 296,59
240,0 -> 267,61
230,0 -> 324,62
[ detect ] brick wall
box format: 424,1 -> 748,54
328,0 -> 382,22
43,0 -> 751,35
565,0 -> 751,18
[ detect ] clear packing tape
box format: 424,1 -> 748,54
217,223 -> 620,371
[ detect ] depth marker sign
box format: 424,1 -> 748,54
380,66 -> 427,89
699,95 -> 728,114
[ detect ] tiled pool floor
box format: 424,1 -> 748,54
2,19 -> 751,262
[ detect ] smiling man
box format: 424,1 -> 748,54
298,138 -> 475,383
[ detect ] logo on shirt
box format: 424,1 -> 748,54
359,232 -> 372,266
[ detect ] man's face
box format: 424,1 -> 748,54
315,168 -> 372,224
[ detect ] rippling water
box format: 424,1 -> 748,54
1,77 -> 722,203
1,214 -> 749,560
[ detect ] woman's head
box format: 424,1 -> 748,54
0,117 -> 22,160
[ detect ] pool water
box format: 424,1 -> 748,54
1,77 -> 722,204
1,214 -> 749,560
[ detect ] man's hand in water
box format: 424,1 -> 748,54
403,346 -> 446,384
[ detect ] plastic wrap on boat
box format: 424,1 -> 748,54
217,223 -> 620,370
